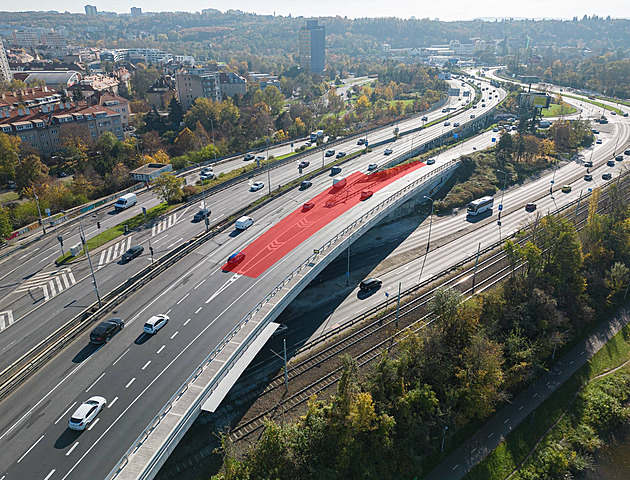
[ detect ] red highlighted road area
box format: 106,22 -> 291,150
222,161 -> 426,278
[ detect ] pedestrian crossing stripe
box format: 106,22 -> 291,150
0,310 -> 14,331
98,236 -> 132,267
151,213 -> 177,237
14,268 -> 77,302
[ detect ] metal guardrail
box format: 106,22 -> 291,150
106,151 -> 462,480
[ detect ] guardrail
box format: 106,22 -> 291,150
106,151 -> 461,480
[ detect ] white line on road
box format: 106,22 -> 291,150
157,345 -> 165,354
55,402 -> 77,425
183,319 -> 191,326
170,331 -> 179,340
87,418 -> 100,431
112,349 -> 129,366
452,465 -> 459,471
17,434 -> 45,463
18,254 -> 29,260
125,378 -> 136,389
142,361 -> 151,370
194,279 -> 206,289
0,264 -> 20,282
108,397 -> 118,409
85,372 -> 106,393
66,441 -> 79,456
176,293 -> 189,305
488,432 -> 494,438
194,306 -> 202,314
43,469 -> 55,480
504,418 -> 509,424
518,405 -> 524,411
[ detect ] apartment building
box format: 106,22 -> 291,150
100,48 -> 172,64
0,40 -> 11,84
175,70 -> 246,110
298,20 -> 325,73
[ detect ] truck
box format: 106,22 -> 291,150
310,130 -> 324,142
114,193 -> 137,211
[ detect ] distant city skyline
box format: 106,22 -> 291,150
2,0 -> 629,21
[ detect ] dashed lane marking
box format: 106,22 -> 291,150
0,310 -> 14,331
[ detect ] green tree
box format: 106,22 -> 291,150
151,172 -> 184,204
0,133 -> 21,182
167,97 -> 184,125
130,65 -> 160,100
15,155 -> 49,192
0,206 -> 12,239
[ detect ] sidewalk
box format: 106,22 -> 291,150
424,306 -> 630,480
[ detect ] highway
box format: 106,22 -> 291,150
0,79 -> 492,479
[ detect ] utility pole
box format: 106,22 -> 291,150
418,195 -> 434,283
346,245 -> 350,286
80,220 -> 102,308
32,188 -> 47,235
142,207 -> 154,262
395,282 -> 401,329
471,242 -> 481,294
266,132 -> 271,196
283,338 -> 288,393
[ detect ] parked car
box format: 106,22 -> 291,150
250,181 -> 265,191
122,245 -> 144,262
300,180 -> 312,189
562,185 -> 572,193
68,396 -> 107,431
492,127 -> 500,132
143,314 -> 169,335
602,173 -> 613,180
90,318 -> 124,344
298,160 -> 310,169
625,150 -> 630,155
325,149 -> 336,157
193,209 -> 210,222
616,155 -> 624,161
336,151 -> 346,158
227,252 -> 245,265
7,180 -> 16,189
384,148 -> 393,155
359,277 -> 382,292
525,203 -> 537,212
243,153 -> 255,161
367,163 -> 378,171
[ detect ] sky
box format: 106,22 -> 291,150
4,0 -> 630,21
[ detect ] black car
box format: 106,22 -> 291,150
122,245 -> 144,262
359,277 -> 382,292
298,160 -> 310,169
244,153 -> 255,161
336,151 -> 346,158
300,180 -> 312,189
193,208 -> 210,222
90,318 -> 124,344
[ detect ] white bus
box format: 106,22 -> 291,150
467,196 -> 494,216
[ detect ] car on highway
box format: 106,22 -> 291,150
611,111 -> 617,115
227,251 -> 245,265
367,163 -> 378,171
357,138 -> 365,145
250,181 -> 265,191
331,166 -> 342,175
592,129 -> 600,134
360,190 -> 373,200
300,180 -> 312,189
616,155 -> 624,161
298,160 -> 310,169
325,149 -> 336,157
255,155 -> 266,162
235,216 -> 254,230
624,113 -> 629,117
602,173 -> 613,180
384,148 -> 393,155
492,127 -> 500,132
482,103 -> 486,107
608,160 -> 616,167
143,314 -> 169,335
525,203 -> 537,212
68,396 -> 107,431
336,151 -> 346,158
443,121 -> 451,126
302,202 -> 315,211
201,166 -> 213,174
625,150 -> 630,155
585,173 -> 593,182
271,323 -> 288,338
122,245 -> 144,262
193,208 -> 210,222
453,122 -> 460,127
584,161 -> 593,168
359,277 -> 382,292
470,114 -> 476,118
199,172 -> 215,181
243,153 -> 255,161
421,116 -> 428,121
562,185 -> 572,193
90,318 -> 124,344
426,158 -> 436,165
472,105 -> 477,108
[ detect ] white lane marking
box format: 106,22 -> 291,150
194,306 -> 202,314
170,331 -> 179,340
205,274 -> 241,304
17,434 -> 45,463
99,251 -> 105,266
194,279 -> 206,289
66,441 -> 79,456
126,236 -> 132,252
18,254 -> 29,260
125,378 -> 136,389
85,372 -> 106,393
68,271 -> 76,284
0,264 -> 20,282
62,273 -> 71,289
176,293 -> 189,305
165,309 -> 171,316
112,241 -> 120,260
151,234 -> 169,246
0,310 -> 14,331
43,284 -> 50,301
142,361 -> 151,370
55,276 -> 63,291
87,418 -> 100,431
44,469 -> 55,480
49,279 -> 56,297
157,345 -> 165,354
39,252 -> 56,263
183,319 -> 191,326
108,397 -> 119,409
55,402 -> 77,425
112,349 -> 129,366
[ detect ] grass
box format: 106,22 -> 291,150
0,190 -> 19,204
55,202 -> 176,265
541,102 -> 577,118
562,94 -> 624,115
464,317 -> 630,480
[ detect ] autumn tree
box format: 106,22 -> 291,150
15,154 -> 49,192
151,172 -> 184,204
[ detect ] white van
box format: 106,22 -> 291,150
332,177 -> 347,189
114,193 -> 137,211
235,216 -> 254,230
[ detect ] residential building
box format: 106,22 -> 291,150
93,92 -> 131,126
12,30 -> 40,49
147,76 -> 176,110
0,86 -> 62,112
100,48 -> 172,65
298,20 -> 325,73
78,74 -> 120,97
130,7 -> 142,17
248,72 -> 280,90
84,5 -> 97,15
0,102 -> 123,155
175,70 -> 246,110
381,44 -> 391,53
0,40 -> 11,84
41,30 -> 68,49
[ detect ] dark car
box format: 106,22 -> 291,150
525,203 -> 537,212
331,166 -> 342,175
360,277 -> 382,292
300,180 -> 312,189
357,138 -> 365,145
122,245 -> 144,262
602,173 -> 613,180
298,160 -> 310,169
616,155 -> 624,161
193,208 -> 210,222
608,160 -> 616,167
227,252 -> 245,265
90,318 -> 124,344
336,151 -> 346,158
244,153 -> 255,161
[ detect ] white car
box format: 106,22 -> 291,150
68,396 -> 107,431
250,181 -> 265,191
143,314 -> 169,335
200,172 -> 215,181
367,163 -> 378,171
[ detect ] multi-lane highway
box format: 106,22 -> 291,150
0,79 -> 495,479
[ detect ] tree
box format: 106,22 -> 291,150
0,133 -> 21,182
174,128 -> 197,154
151,172 -> 184,204
130,65 -> 160,100
15,155 -> 49,192
0,206 -> 12,239
167,97 -> 184,126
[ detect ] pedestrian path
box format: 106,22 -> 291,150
14,268 -> 77,302
152,213 -> 178,237
0,310 -> 14,331
98,236 -> 132,267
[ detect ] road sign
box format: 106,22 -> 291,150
492,137 -> 496,142
498,204 -> 503,211
45,208 -> 51,216
142,206 -> 147,215
550,180 -> 555,184
313,249 -> 320,255
57,235 -> 63,246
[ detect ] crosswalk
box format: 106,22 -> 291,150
0,310 -> 14,332
98,236 -> 132,267
14,268 -> 77,302
152,214 -> 177,237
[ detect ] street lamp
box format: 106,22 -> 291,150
441,426 -> 448,453
32,186 -> 47,235
496,169 -> 512,227
79,218 -> 102,308
209,118 -> 217,162
418,195 -> 434,283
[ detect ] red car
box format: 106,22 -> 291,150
227,252 -> 245,265
302,202 -> 315,211
360,190 -> 373,200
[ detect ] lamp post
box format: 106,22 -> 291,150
209,118 -> 217,162
496,169 -> 512,227
441,426 -> 448,453
418,195 -> 434,283
79,218 -> 102,308
32,186 -> 47,235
